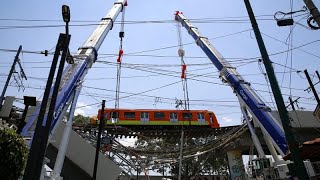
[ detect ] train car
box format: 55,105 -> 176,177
92,108 -> 220,128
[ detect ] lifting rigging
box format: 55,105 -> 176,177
176,17 -> 189,180
114,1 -> 126,123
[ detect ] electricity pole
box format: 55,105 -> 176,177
93,100 -> 106,180
303,0 -> 320,28
0,45 -> 24,108
244,0 -> 310,179
304,69 -> 320,105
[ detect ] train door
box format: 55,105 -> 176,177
110,111 -> 119,123
197,113 -> 205,124
140,112 -> 149,123
209,113 -> 213,124
170,112 -> 178,123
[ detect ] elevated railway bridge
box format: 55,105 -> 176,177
70,110 -> 320,179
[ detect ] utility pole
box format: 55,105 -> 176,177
316,71 -> 320,81
303,0 -> 320,28
0,45 -> 24,108
244,0 -> 310,179
304,69 -> 320,105
93,100 -> 106,180
289,97 -> 296,111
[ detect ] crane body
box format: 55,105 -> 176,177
175,12 -> 288,156
21,0 -> 128,137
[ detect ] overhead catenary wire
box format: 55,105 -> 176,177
1,16 -> 318,126
1,59 -> 309,95
1,38 -> 319,66
1,30 -> 319,65
1,61 -> 309,95
0,12 -> 310,30
4,81 -> 318,117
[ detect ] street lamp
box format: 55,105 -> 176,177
62,5 -> 74,64
62,5 -> 70,24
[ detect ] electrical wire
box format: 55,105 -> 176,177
0,17 -> 277,31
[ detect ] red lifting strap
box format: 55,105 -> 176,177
117,49 -> 124,62
181,64 -> 186,79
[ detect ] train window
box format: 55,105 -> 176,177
140,112 -> 149,122
124,112 -> 135,119
154,112 -> 165,119
182,113 -> 192,120
197,113 -> 205,124
170,112 -> 178,123
197,113 -> 204,119
209,113 -> 213,123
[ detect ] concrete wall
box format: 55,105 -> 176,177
286,110 -> 320,128
0,96 -> 15,117
51,122 -> 122,180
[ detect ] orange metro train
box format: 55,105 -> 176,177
92,108 -> 220,128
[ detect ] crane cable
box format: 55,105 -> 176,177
114,3 -> 149,179
176,13 -> 190,114
114,3 -> 126,123
176,11 -> 191,180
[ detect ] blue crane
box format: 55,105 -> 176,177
175,11 -> 288,156
21,0 -> 128,138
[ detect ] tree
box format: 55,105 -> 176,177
72,114 -> 90,124
0,127 -> 28,180
134,136 -> 228,179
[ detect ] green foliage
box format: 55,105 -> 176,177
0,128 -> 28,180
73,114 -> 90,124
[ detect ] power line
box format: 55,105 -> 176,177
261,32 -> 320,60
1,36 -> 318,66
125,29 -> 252,55
0,13 -> 308,24
1,79 -> 316,111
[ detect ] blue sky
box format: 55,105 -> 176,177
1,0 -> 320,127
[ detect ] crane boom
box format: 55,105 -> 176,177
175,12 -> 288,156
21,0 -> 128,137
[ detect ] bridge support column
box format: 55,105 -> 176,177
226,150 -> 245,180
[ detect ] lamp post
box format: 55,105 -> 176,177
62,5 -> 74,64
23,5 -> 72,180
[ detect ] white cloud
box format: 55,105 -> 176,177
74,102 -> 94,116
222,116 -> 233,122
76,102 -> 92,110
74,109 -> 86,116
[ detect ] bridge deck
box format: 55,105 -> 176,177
73,124 -> 240,138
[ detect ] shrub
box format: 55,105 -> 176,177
0,128 -> 28,180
